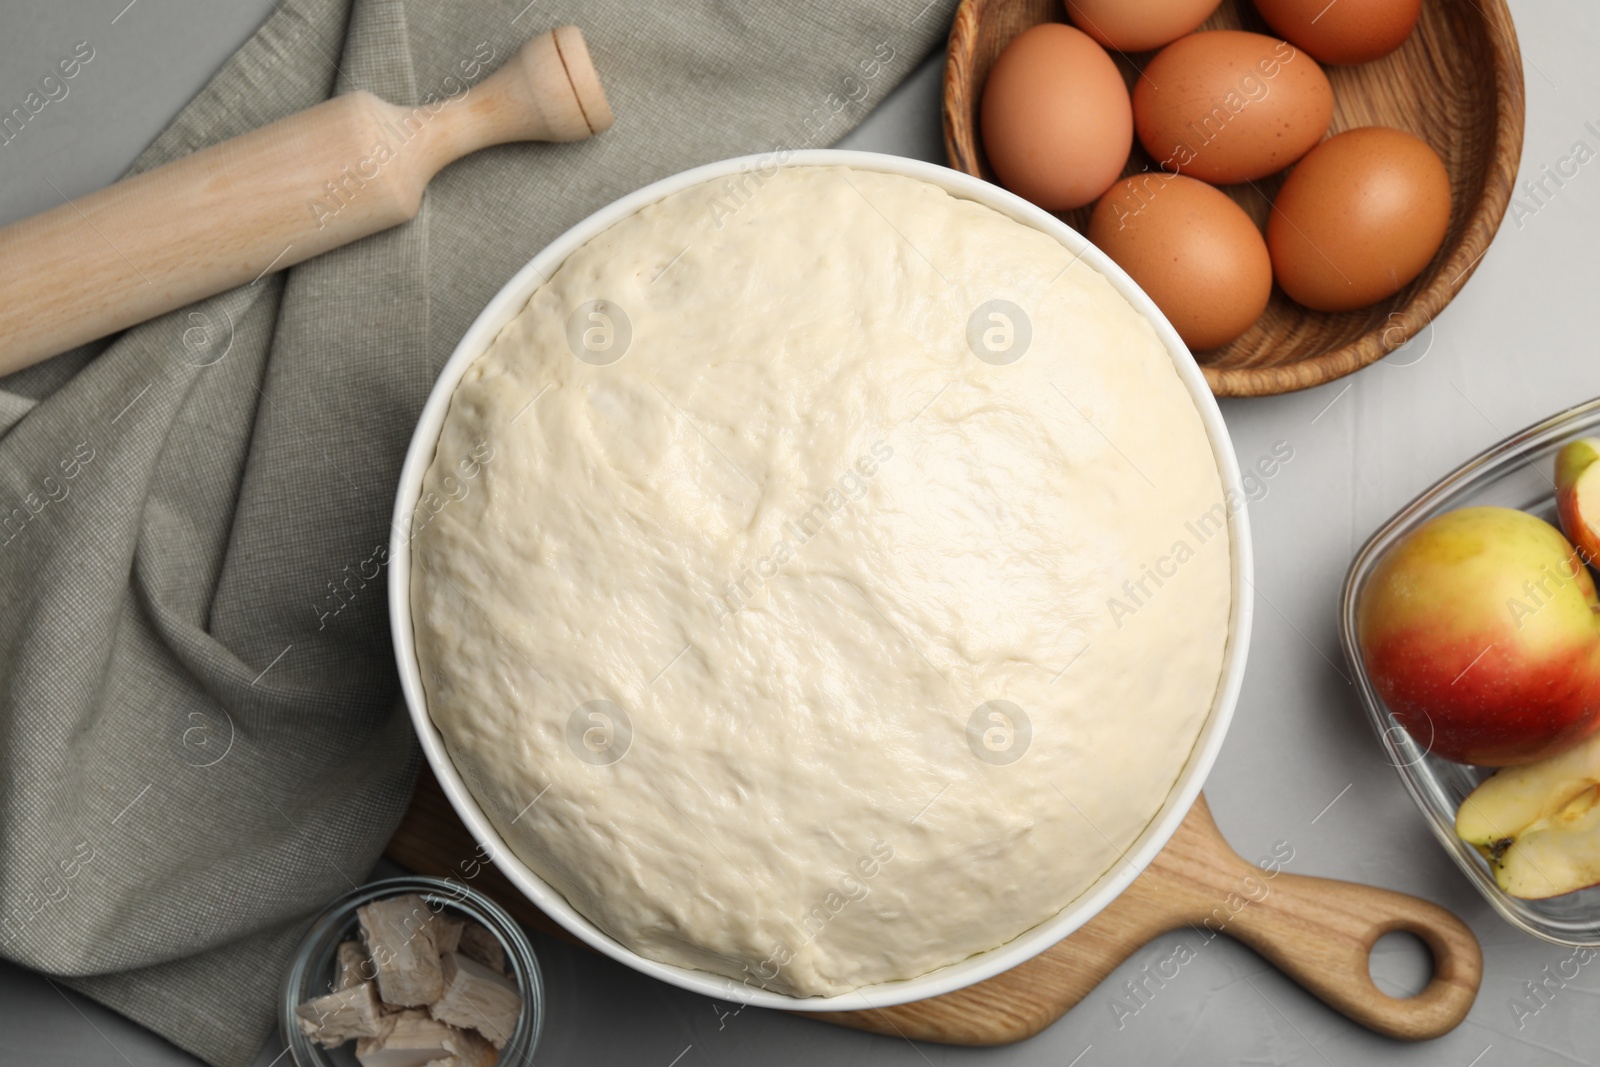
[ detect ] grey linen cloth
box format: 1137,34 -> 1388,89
0,0 -> 954,1063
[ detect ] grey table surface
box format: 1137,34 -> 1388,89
1,1 -> 1597,1064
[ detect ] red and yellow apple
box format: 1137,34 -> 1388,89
1357,506 -> 1600,766
1556,437 -> 1600,566
1457,729 -> 1600,898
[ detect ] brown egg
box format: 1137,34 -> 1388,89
1267,127 -> 1451,313
981,24 -> 1134,211
1133,31 -> 1333,185
1253,0 -> 1422,65
1065,0 -> 1222,53
1090,173 -> 1272,350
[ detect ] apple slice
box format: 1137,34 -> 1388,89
1469,788 -> 1600,900
1457,729 -> 1600,897
1556,437 -> 1600,567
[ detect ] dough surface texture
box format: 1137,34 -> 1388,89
411,166 -> 1232,997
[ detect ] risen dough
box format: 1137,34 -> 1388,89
411,166 -> 1231,997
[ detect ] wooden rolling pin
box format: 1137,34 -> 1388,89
0,26 -> 612,372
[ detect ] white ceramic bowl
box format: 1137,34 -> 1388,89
389,149 -> 1254,1012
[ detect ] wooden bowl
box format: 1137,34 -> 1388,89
944,0 -> 1525,397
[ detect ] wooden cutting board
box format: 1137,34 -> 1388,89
386,765 -> 1481,1044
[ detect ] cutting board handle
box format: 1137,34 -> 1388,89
0,25 -> 612,374
821,795 -> 1482,1044
1221,841 -> 1481,1040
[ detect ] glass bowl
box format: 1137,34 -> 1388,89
280,875 -> 544,1066
1339,395 -> 1600,947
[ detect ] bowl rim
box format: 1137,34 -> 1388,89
387,148 -> 1256,1010
941,0 -> 1526,398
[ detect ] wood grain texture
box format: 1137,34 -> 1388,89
387,767 -> 1482,1045
944,0 -> 1525,396
0,26 -> 610,373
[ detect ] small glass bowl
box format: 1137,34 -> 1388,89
1340,396 -> 1600,947
280,875 -> 544,1066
